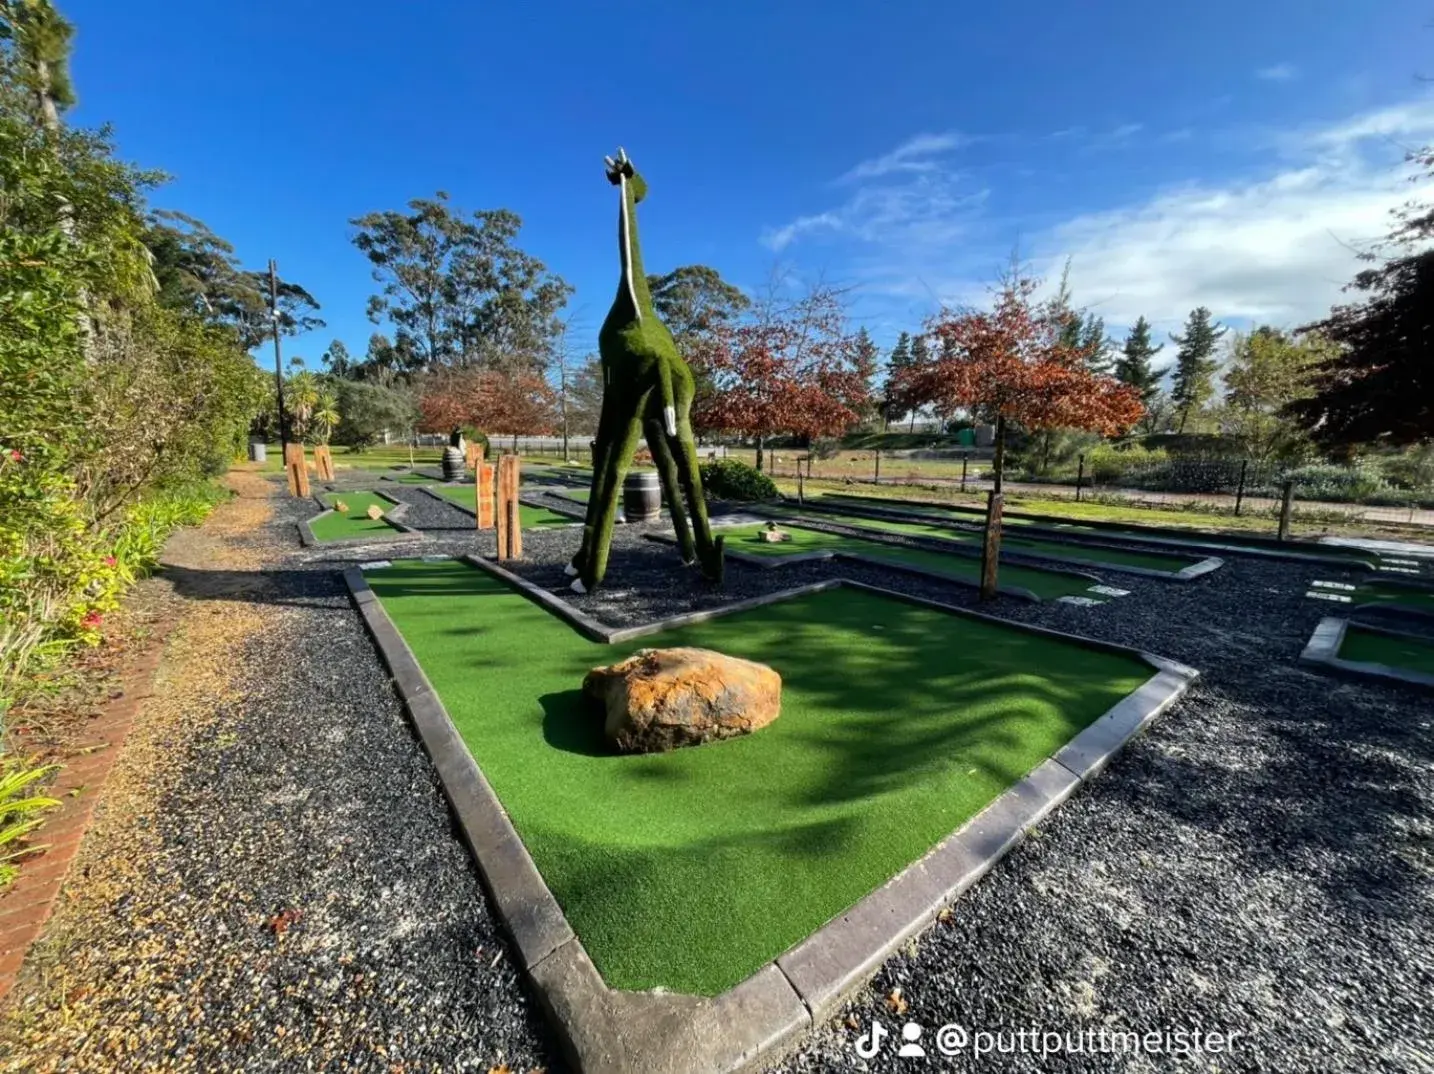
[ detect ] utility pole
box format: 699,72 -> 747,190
268,259 -> 290,461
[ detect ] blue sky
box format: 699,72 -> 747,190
63,0 -> 1432,366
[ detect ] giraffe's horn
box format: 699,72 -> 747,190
604,156 -> 617,170
617,146 -> 628,164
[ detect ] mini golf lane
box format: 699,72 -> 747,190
309,492 -> 404,541
1339,625 -> 1434,677
363,559 -> 1151,996
816,492 -> 1385,568
426,483 -> 580,527
774,505 -> 1206,576
717,523 -> 1103,602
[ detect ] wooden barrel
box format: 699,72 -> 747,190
622,471 -> 662,523
442,445 -> 466,482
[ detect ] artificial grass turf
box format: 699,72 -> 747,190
309,492 -> 402,541
778,506 -> 1201,574
1357,582 -> 1434,613
364,559 -> 1151,995
1338,625 -> 1434,676
720,523 -> 1098,601
426,483 -> 580,527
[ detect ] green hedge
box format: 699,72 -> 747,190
700,459 -> 778,502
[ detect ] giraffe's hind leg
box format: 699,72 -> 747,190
575,390 -> 650,593
570,382 -> 621,577
669,411 -> 722,582
645,413 -> 695,563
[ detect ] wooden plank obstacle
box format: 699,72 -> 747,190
284,443 -> 310,498
495,454 -> 522,561
313,444 -> 336,482
476,462 -> 495,530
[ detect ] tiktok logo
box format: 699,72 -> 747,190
854,1020 -> 889,1058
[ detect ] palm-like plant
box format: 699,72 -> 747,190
0,756 -> 60,889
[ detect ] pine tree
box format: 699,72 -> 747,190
1115,316 -> 1165,405
882,331 -> 912,429
906,334 -> 930,431
1169,307 -> 1227,433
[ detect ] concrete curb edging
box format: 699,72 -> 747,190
345,561 -> 1199,1073
763,502 -> 1224,581
1300,615 -> 1434,691
643,530 -> 1044,603
297,490 -> 423,548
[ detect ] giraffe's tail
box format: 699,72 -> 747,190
657,360 -> 678,436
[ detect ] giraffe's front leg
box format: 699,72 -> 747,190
574,393 -> 649,593
646,414 -> 695,564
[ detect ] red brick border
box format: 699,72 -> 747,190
0,619 -> 179,1003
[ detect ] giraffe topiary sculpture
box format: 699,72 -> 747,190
567,147 -> 724,593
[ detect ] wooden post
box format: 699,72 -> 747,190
1278,479 -> 1295,542
314,444 -> 335,481
874,449 -> 881,484
1076,454 -> 1085,502
1234,460 -> 1248,516
466,439 -> 484,472
979,491 -> 1004,601
961,453 -> 969,492
284,443 -> 310,497
496,454 -> 521,559
475,463 -> 496,530
797,468 -> 805,505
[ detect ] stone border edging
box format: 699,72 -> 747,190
812,492 -> 1381,569
643,530 -> 1044,603
771,502 -> 1224,581
345,558 -> 1198,1074
1300,615 -> 1434,691
297,490 -> 423,548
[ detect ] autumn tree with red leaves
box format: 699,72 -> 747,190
893,273 -> 1143,492
692,282 -> 870,471
418,367 -> 557,440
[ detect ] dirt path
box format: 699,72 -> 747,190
0,472 -> 555,1073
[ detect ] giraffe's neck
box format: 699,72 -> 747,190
617,176 -> 651,322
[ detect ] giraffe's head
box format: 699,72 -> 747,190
604,146 -> 647,203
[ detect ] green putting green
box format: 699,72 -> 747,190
720,524 -> 1099,601
1358,582 -> 1434,613
427,484 -> 579,527
310,492 -> 401,541
779,506 -> 1201,574
1339,625 -> 1434,676
364,559 -> 1151,994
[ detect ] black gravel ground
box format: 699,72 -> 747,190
15,476 -> 1428,1073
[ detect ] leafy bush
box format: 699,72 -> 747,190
0,756 -> 60,890
1280,463 -> 1387,502
1085,443 -> 1168,484
1377,445 -> 1434,491
700,459 -> 778,502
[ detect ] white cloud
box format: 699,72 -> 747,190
1256,63 -> 1298,82
840,131 -> 968,182
763,96 -> 1434,335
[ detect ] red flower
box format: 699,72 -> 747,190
7,449 -> 20,462
103,556 -> 117,568
81,611 -> 103,629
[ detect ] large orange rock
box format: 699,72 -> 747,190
582,647 -> 782,753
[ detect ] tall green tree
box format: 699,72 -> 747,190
646,265 -> 749,350
882,330 -> 913,429
1219,326 -> 1327,463
146,211 -> 322,347
850,327 -> 881,428
1288,147 -> 1434,449
0,0 -> 74,131
1116,316 -> 1165,404
351,192 -> 571,371
1169,306 -> 1226,433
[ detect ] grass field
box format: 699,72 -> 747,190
1358,582 -> 1434,612
1339,625 -> 1434,676
364,559 -> 1150,995
776,505 -> 1202,575
718,523 -> 1100,601
309,492 -> 401,541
